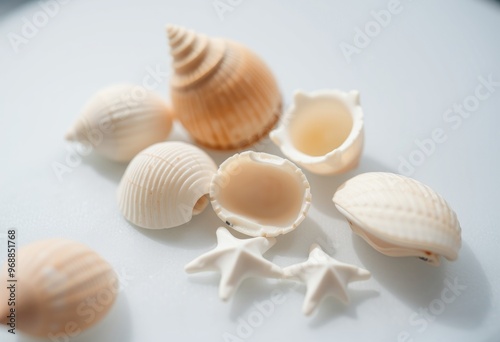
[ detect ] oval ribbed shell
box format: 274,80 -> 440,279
65,84 -> 173,162
167,25 -> 282,150
0,239 -> 117,337
210,151 -> 311,237
332,172 -> 461,266
270,89 -> 364,175
117,141 -> 217,229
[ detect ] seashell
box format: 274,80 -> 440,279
118,141 -> 217,229
0,239 -> 117,337
210,151 -> 311,237
65,84 -> 173,162
166,25 -> 282,150
270,90 -> 364,175
332,172 -> 462,266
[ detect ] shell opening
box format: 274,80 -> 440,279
216,159 -> 305,227
192,195 -> 209,216
350,219 -> 441,266
289,97 -> 353,156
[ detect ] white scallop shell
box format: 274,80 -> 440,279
210,151 -> 311,237
0,239 -> 117,337
66,84 -> 173,162
117,141 -> 217,229
270,89 -> 363,175
332,172 -> 462,266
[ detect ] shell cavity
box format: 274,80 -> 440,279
271,89 -> 363,175
210,151 -> 311,237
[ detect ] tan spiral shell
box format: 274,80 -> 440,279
65,84 -> 173,162
333,172 -> 462,266
117,141 -> 218,229
0,239 -> 118,337
167,25 -> 282,150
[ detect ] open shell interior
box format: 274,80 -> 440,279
211,152 -> 311,237
289,97 -> 353,156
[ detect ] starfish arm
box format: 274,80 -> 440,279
288,245 -> 373,315
184,249 -> 223,273
350,267 -> 371,282
248,254 -> 283,279
301,268 -> 349,315
219,270 -> 244,301
324,271 -> 350,305
214,227 -> 237,248
185,228 -> 283,301
217,251 -> 282,300
331,262 -> 371,283
283,263 -> 308,282
244,236 -> 277,254
302,298 -> 319,316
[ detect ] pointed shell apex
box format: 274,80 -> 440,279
167,25 -> 281,150
66,84 -> 173,162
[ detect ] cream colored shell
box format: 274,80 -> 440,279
210,151 -> 311,237
0,239 -> 117,337
332,172 -> 461,266
118,141 -> 217,229
167,25 -> 282,150
271,90 -> 364,175
66,84 -> 173,162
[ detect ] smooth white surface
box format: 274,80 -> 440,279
0,0 -> 499,341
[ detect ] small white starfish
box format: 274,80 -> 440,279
185,227 -> 283,300
283,243 -> 371,315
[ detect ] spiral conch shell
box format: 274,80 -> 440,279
118,141 -> 217,229
210,151 -> 311,237
65,84 -> 173,162
333,172 -> 462,266
0,239 -> 117,337
167,25 -> 282,150
271,89 -> 364,175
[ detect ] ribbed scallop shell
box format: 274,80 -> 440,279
117,141 -> 217,229
210,151 -> 311,237
0,239 -> 117,337
65,84 -> 173,162
167,25 -> 282,150
332,172 -> 461,266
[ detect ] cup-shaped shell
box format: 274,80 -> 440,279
65,84 -> 173,162
270,90 -> 364,175
118,141 -> 217,229
210,151 -> 311,237
0,239 -> 117,337
167,25 -> 282,150
332,172 -> 462,266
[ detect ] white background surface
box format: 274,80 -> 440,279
1,0 -> 500,341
